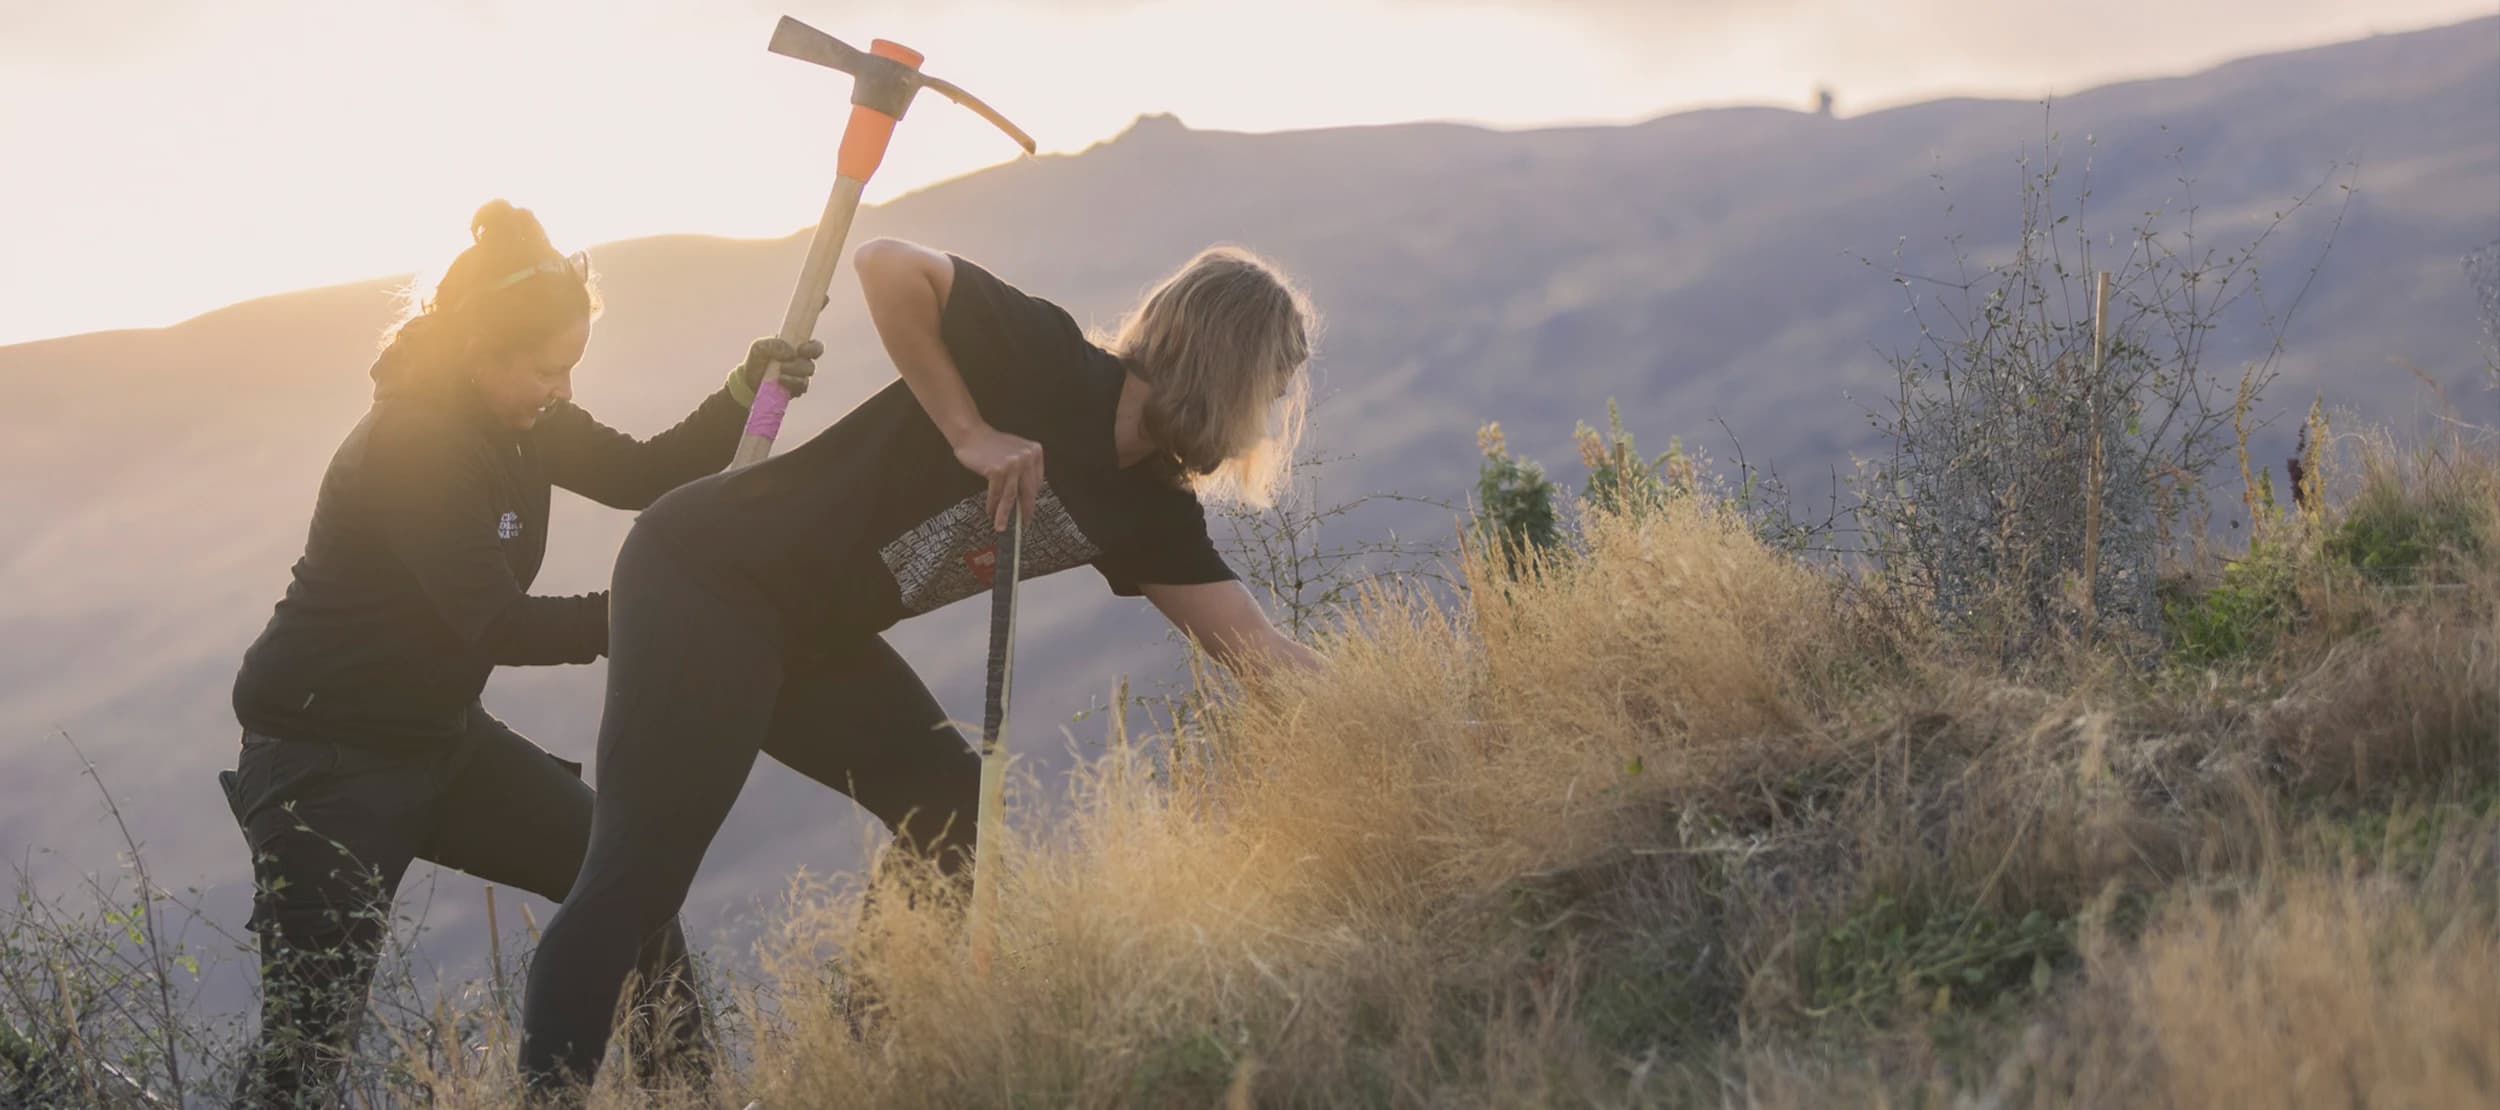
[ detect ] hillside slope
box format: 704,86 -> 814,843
0,18 -> 2492,986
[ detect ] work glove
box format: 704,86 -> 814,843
727,337 -> 823,405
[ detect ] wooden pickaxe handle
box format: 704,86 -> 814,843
730,35 -> 923,469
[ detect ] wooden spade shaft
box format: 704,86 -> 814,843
967,507 -> 1022,976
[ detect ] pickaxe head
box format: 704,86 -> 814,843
769,16 -> 1035,181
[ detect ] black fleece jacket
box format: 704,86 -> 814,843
232,345 -> 749,747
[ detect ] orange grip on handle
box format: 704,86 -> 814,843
836,105 -> 899,180
835,39 -> 924,182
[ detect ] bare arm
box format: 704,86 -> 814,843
854,237 -> 1040,531
854,238 -> 972,436
1142,579 -> 1325,678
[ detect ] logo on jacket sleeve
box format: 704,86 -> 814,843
496,511 -> 523,541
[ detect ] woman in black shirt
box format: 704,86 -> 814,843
223,200 -> 817,1107
518,239 -> 1325,1091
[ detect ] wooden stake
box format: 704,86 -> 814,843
485,883 -> 511,1055
2080,271 -> 2110,634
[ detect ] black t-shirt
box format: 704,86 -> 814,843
640,255 -> 1236,635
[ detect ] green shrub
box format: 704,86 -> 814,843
2165,541 -> 2302,666
1473,423 -> 1562,570
1800,896 -> 2074,1022
1574,400 -> 1695,518
2323,483 -> 2485,584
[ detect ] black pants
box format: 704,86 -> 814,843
221,709 -> 708,1109
517,524 -> 979,1094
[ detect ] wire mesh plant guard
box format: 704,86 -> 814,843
1868,272 -> 2164,653
1856,134 -> 2351,662
2467,238 -> 2500,407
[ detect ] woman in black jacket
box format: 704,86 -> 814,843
220,200 -> 815,1107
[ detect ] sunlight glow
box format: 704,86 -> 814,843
1,0 -> 2488,346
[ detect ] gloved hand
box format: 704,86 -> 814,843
728,337 -> 824,404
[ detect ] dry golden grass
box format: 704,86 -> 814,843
289,441 -> 2500,1108
619,448 -> 2480,1109
1733,833 -> 2500,1110
2076,848 -> 2500,1108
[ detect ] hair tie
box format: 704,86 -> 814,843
450,250 -> 591,313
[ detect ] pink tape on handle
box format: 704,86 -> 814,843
742,377 -> 793,441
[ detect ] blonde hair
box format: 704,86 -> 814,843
1108,245 -> 1315,507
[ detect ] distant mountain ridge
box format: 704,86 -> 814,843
1,17 -> 2492,1011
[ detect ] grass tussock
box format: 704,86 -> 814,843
2077,844 -> 2499,1108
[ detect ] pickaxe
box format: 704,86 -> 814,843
730,15 -> 1035,468
734,16 -> 1033,977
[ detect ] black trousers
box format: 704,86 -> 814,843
221,708 -> 708,1109
517,524 -> 979,1094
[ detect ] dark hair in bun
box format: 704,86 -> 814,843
379,199 -> 601,363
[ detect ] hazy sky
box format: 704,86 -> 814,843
1,0 -> 2489,346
